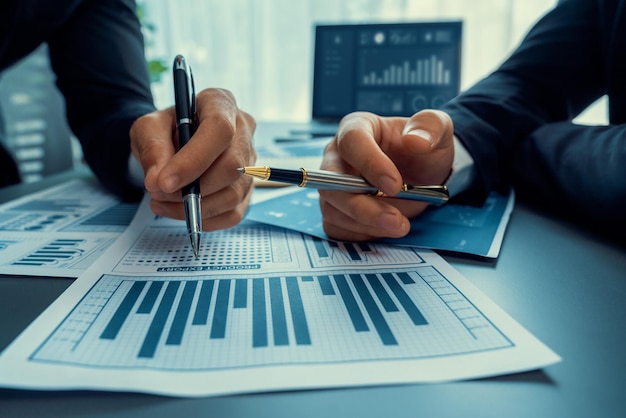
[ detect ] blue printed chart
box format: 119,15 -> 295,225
0,179 -> 138,277
246,187 -> 514,258
0,198 -> 560,397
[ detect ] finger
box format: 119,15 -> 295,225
158,88 -> 241,193
319,191 -> 410,239
197,109 -> 256,195
150,175 -> 253,225
332,112 -> 407,195
129,109 -> 177,194
400,109 -> 454,154
383,109 -> 455,186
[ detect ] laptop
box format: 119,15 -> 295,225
254,21 -> 463,172
297,20 -> 462,134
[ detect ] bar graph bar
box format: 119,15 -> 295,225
31,267 -> 514,370
269,277 -> 289,346
138,281 -> 180,358
253,278 -> 268,347
12,239 -> 86,266
192,279 -> 214,325
210,280 -> 231,339
286,277 -> 311,345
166,281 -> 197,345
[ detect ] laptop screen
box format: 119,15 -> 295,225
312,21 -> 462,121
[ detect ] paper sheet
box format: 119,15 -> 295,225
0,179 -> 137,277
247,187 -> 515,258
0,196 -> 559,397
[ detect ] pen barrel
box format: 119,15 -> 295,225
176,122 -> 196,148
395,187 -> 449,205
182,181 -> 201,196
305,170 -> 377,192
305,169 -> 448,205
183,193 -> 202,234
267,168 -> 308,184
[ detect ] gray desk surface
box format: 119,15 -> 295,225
1,169 -> 625,418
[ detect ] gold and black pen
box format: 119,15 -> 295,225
237,166 -> 449,205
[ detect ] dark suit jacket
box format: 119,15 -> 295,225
441,0 -> 626,238
0,0 -> 155,199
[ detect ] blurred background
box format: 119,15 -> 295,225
0,0 -> 605,184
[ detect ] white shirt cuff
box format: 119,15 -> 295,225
444,135 -> 475,197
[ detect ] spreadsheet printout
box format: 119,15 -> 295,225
0,196 -> 559,397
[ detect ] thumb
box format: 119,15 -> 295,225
401,109 -> 454,154
392,109 -> 454,186
129,108 -> 176,193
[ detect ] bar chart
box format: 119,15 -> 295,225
31,265 -> 512,370
0,179 -> 139,276
362,55 -> 452,86
0,196 -> 560,397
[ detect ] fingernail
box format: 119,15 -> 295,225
162,175 -> 179,192
377,212 -> 409,236
407,128 -> 433,144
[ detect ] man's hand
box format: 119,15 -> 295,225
130,88 -> 256,231
319,109 -> 454,241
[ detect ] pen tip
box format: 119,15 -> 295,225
190,233 -> 201,259
236,167 -> 244,173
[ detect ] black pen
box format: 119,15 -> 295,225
173,55 -> 202,258
237,166 -> 449,205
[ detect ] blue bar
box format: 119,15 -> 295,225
328,241 -> 339,248
252,278 -> 268,347
343,243 -> 362,261
192,280 -> 215,325
16,259 -> 54,264
382,273 -> 428,326
101,280 -> 146,339
397,272 -> 415,284
317,275 -> 336,295
53,239 -> 83,244
350,274 -> 397,345
301,277 -> 314,282
333,275 -> 369,332
138,281 -> 181,358
358,243 -> 372,252
210,280 -> 231,339
312,236 -> 329,258
269,277 -> 289,346
33,251 -> 76,256
234,278 -> 248,308
286,277 -> 311,345
166,281 -> 198,345
137,281 -> 164,314
365,274 -> 399,312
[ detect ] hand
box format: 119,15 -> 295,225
319,110 -> 454,241
130,88 -> 256,231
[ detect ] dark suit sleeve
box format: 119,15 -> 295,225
440,0 -> 626,235
46,0 -> 156,200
